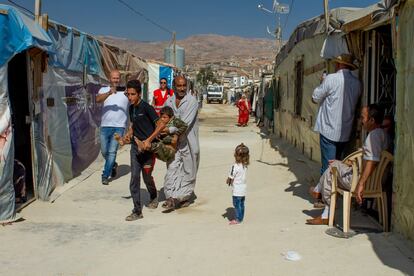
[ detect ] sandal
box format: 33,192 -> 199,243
162,198 -> 177,209
162,198 -> 170,208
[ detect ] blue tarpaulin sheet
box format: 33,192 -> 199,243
46,25 -> 104,76
0,5 -> 52,67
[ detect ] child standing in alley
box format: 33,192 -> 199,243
226,143 -> 250,225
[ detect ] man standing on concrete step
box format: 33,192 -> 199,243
96,69 -> 129,185
312,54 -> 361,176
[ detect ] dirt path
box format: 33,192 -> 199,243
1,103 -> 413,275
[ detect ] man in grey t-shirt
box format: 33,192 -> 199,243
307,104 -> 389,225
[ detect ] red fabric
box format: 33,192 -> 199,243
153,88 -> 174,115
143,154 -> 156,175
237,99 -> 250,125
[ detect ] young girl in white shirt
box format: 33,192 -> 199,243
226,143 -> 250,225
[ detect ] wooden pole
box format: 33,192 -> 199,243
35,0 -> 41,23
323,0 -> 329,34
172,31 -> 177,67
41,13 -> 48,30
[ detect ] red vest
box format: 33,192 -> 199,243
153,88 -> 174,115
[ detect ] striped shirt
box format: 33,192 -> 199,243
312,69 -> 361,142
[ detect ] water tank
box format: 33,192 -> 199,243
164,45 -> 185,68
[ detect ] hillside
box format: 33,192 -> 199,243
98,34 -> 277,67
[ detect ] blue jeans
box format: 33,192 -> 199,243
100,127 -> 124,179
233,196 -> 245,222
319,134 -> 346,175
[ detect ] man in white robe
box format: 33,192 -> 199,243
162,76 -> 199,209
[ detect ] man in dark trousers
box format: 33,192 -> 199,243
120,80 -> 159,221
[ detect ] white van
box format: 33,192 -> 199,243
206,85 -> 224,104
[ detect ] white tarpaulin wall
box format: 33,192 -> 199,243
147,62 -> 174,102
0,65 -> 15,222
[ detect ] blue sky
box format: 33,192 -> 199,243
6,0 -> 379,41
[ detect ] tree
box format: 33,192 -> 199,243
196,66 -> 217,87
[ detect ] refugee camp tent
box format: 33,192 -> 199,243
273,2 -> 394,162
0,5 -> 148,223
274,0 -> 414,240
0,4 -> 53,223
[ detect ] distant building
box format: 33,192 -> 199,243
232,76 -> 247,87
223,76 -> 233,88
164,45 -> 185,69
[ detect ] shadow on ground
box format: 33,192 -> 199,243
257,127 -> 319,205
222,207 -> 236,221
110,164 -> 131,181
256,126 -> 414,274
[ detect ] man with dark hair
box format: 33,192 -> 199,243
118,79 -> 159,221
152,77 -> 174,116
307,104 -> 389,225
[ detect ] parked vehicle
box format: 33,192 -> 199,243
206,84 -> 224,104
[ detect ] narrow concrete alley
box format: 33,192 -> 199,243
1,103 -> 413,275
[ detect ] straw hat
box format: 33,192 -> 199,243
332,54 -> 357,69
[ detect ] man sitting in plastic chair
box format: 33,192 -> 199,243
306,104 -> 389,225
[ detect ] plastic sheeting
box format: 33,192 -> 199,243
99,42 -> 147,84
31,70 -> 104,201
41,69 -> 76,182
47,25 -> 105,79
0,4 -> 53,221
264,83 -> 274,121
40,68 -> 102,187
0,4 -> 150,221
0,5 -> 51,67
276,1 -> 394,67
274,35 -> 326,162
66,84 -> 102,178
393,0 -> 414,241
320,33 -> 350,59
0,65 -> 16,222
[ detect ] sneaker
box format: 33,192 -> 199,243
111,162 -> 118,178
125,212 -> 143,221
146,198 -> 159,209
102,178 -> 109,185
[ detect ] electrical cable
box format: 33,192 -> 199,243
7,0 -> 34,15
116,0 -> 173,35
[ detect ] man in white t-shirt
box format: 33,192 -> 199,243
307,104 -> 389,225
96,70 -> 129,185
